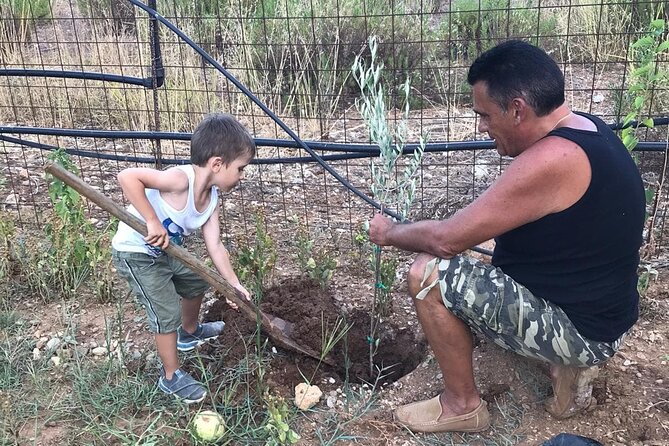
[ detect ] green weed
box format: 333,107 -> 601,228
16,150 -> 117,303
620,19 -> 669,153
290,217 -> 338,289
619,18 -> 669,257
0,214 -> 15,288
264,393 -> 300,445
234,210 -> 277,301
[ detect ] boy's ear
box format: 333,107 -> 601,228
209,156 -> 224,171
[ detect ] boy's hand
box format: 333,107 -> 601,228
224,283 -> 251,310
145,219 -> 169,249
234,283 -> 251,301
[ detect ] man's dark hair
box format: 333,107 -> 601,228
467,40 -> 565,116
191,113 -> 256,166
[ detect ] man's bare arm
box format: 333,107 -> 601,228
369,136 -> 591,257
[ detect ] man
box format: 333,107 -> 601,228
369,40 -> 644,433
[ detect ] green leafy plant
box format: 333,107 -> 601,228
235,211 -> 277,302
45,150 -> 116,302
0,214 -> 16,286
619,18 -> 669,257
263,393 -> 300,446
620,19 -> 669,153
290,216 -> 337,289
352,35 -> 425,377
637,263 -> 658,296
10,150 -> 117,303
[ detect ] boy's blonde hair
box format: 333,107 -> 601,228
191,113 -> 256,166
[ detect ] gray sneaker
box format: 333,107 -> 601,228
158,368 -> 206,404
177,321 -> 225,352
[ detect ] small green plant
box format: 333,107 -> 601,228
263,393 -> 300,446
0,214 -> 16,286
619,18 -> 669,257
620,19 -> 669,153
637,263 -> 658,296
5,150 -> 116,303
234,211 -> 277,301
353,35 -> 425,378
290,216 -> 337,289
39,150 -> 116,302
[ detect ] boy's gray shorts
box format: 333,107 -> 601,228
112,250 -> 210,334
416,256 -> 626,367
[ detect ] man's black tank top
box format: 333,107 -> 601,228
492,112 -> 645,342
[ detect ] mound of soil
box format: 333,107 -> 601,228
203,276 -> 427,385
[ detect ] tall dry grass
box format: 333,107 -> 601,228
0,0 -> 666,134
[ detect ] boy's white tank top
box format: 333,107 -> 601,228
112,165 -> 219,256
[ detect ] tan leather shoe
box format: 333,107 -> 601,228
545,365 -> 598,419
394,396 -> 490,433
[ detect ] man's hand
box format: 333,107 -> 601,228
144,218 -> 169,249
369,212 -> 395,246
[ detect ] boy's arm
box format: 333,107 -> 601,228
202,203 -> 251,302
117,167 -> 188,250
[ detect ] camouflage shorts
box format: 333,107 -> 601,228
416,256 -> 626,366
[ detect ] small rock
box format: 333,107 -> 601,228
326,395 -> 337,409
4,193 -> 18,206
46,338 -> 61,351
592,93 -> 605,103
91,347 -> 108,356
328,377 -> 335,384
49,356 -> 61,367
32,348 -> 41,360
294,383 -> 322,410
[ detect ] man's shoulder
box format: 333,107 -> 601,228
517,136 -> 588,172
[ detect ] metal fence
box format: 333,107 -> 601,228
0,0 -> 667,258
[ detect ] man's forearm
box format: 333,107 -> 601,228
386,220 -> 452,258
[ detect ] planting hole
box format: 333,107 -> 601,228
205,277 -> 427,385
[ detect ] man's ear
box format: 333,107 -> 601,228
510,98 -> 527,123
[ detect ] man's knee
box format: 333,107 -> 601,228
407,253 -> 439,298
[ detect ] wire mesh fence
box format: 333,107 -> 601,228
0,0 -> 668,259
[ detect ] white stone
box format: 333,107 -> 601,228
91,346 -> 108,356
46,338 -> 61,351
4,193 -> 18,206
49,356 -> 61,367
294,383 -> 322,410
32,348 -> 41,360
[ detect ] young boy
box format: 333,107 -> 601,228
111,113 -> 254,403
